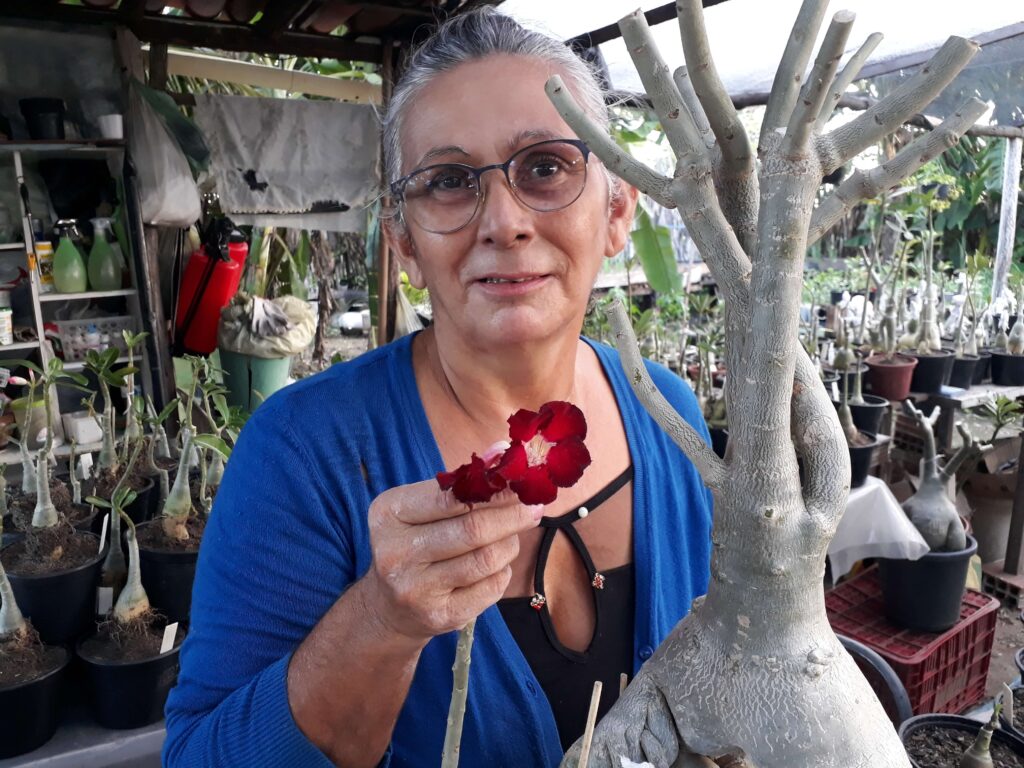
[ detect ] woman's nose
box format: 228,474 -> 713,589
475,171 -> 534,247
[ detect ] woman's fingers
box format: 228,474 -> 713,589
425,533 -> 521,590
376,481 -> 524,526
408,500 -> 542,563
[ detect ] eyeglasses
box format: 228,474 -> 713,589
390,138 -> 591,235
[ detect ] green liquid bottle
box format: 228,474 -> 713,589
88,217 -> 123,291
53,220 -> 88,294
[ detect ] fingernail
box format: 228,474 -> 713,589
528,505 -> 546,521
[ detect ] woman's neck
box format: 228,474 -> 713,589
415,324 -> 583,435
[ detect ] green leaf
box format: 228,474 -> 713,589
630,205 -> 681,295
7,358 -> 43,375
157,398 -> 180,424
194,433 -> 232,460
86,496 -> 112,509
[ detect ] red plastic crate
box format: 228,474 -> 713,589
825,567 -> 1000,716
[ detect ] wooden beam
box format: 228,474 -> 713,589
149,42 -> 169,90
565,0 -> 731,50
253,0 -> 316,39
0,1 -> 387,62
348,1 -> 437,18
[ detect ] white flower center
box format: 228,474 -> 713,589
524,434 -> 553,467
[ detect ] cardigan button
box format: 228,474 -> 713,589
639,645 -> 653,661
526,679 -> 537,696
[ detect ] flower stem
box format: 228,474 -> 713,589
440,617 -> 476,768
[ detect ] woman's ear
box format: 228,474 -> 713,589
604,181 -> 640,258
383,216 -> 426,289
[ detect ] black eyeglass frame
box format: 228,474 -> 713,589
389,138 -> 592,234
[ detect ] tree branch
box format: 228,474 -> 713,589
676,0 -> 753,175
607,301 -> 727,492
819,36 -> 979,173
620,9 -> 704,162
903,400 -> 940,472
815,32 -> 883,130
939,422 -> 991,482
546,76 -> 677,209
673,66 -> 713,147
782,11 -> 854,156
807,97 -> 988,245
759,0 -> 831,152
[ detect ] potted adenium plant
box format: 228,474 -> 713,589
992,280 -> 1024,385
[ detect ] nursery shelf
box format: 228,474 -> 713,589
0,437 -> 103,466
0,340 -> 40,352
0,241 -> 24,251
39,289 -> 136,302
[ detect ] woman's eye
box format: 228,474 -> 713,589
530,161 -> 560,178
428,170 -> 473,191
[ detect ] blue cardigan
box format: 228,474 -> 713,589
163,333 -> 713,767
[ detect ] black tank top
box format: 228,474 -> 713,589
497,466 -> 635,751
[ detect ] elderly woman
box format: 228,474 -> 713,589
164,8 -> 712,768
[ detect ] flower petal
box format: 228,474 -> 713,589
437,454 -> 506,506
538,401 -> 588,442
510,465 -> 558,506
494,441 -> 528,482
545,437 -> 592,487
507,408 -> 546,443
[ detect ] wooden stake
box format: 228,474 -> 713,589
578,681 -> 603,768
619,672 -> 628,696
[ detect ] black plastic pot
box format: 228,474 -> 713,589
137,520 -> 199,624
973,350 -> 993,385
18,98 -> 65,140
878,535 -> 978,633
827,363 -> 869,398
709,427 -> 728,459
947,354 -> 979,390
2,532 -> 105,645
76,630 -> 183,729
849,432 -> 879,489
900,713 -> 1024,767
0,647 -> 71,758
127,477 -> 156,524
834,395 -> 889,436
908,350 -> 955,394
991,351 -> 1024,386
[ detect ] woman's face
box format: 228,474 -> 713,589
388,54 -> 637,350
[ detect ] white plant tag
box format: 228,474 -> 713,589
79,453 -> 94,480
98,513 -> 110,553
96,587 -> 113,615
831,382 -> 839,401
160,622 -> 179,654
0,367 -> 10,388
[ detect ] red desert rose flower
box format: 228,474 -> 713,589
436,401 -> 591,507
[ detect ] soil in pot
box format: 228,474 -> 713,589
848,431 -> 878,489
948,354 -> 979,390
992,352 -> 1024,386
8,476 -> 76,531
137,515 -> 206,553
909,350 -> 955,394
2,527 -> 102,574
866,353 -> 917,401
77,615 -> 185,730
904,724 -> 1024,767
0,631 -> 70,759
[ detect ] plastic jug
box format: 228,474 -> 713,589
53,220 -> 88,294
88,217 -> 123,291
175,229 -> 248,355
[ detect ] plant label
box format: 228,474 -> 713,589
830,382 -> 839,401
160,622 -> 179,655
79,453 -> 94,480
98,513 -> 110,553
96,587 -> 113,615
0,367 -> 9,388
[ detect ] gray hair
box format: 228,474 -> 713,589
382,8 -> 615,197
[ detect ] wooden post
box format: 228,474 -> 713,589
376,38 -> 395,347
992,136 -> 1022,305
1002,437 -> 1024,575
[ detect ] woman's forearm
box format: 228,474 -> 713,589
287,574 -> 427,768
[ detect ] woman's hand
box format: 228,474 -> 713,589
363,481 -> 544,643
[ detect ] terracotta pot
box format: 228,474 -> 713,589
865,353 -> 918,402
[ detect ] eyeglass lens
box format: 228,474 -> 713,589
400,140 -> 588,234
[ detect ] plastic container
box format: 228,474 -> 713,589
878,536 -> 979,633
34,240 -> 54,294
0,647 -> 71,758
76,629 -> 183,730
87,217 -> 123,291
97,113 -> 123,140
826,566 -> 999,716
2,532 -> 105,645
19,98 -> 65,140
53,220 -> 88,293
84,323 -> 101,352
900,714 -> 1024,767
175,232 -> 248,355
137,520 -> 199,624
53,315 -> 133,362
0,307 -> 13,346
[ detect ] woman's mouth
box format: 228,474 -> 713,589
476,274 -> 550,295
